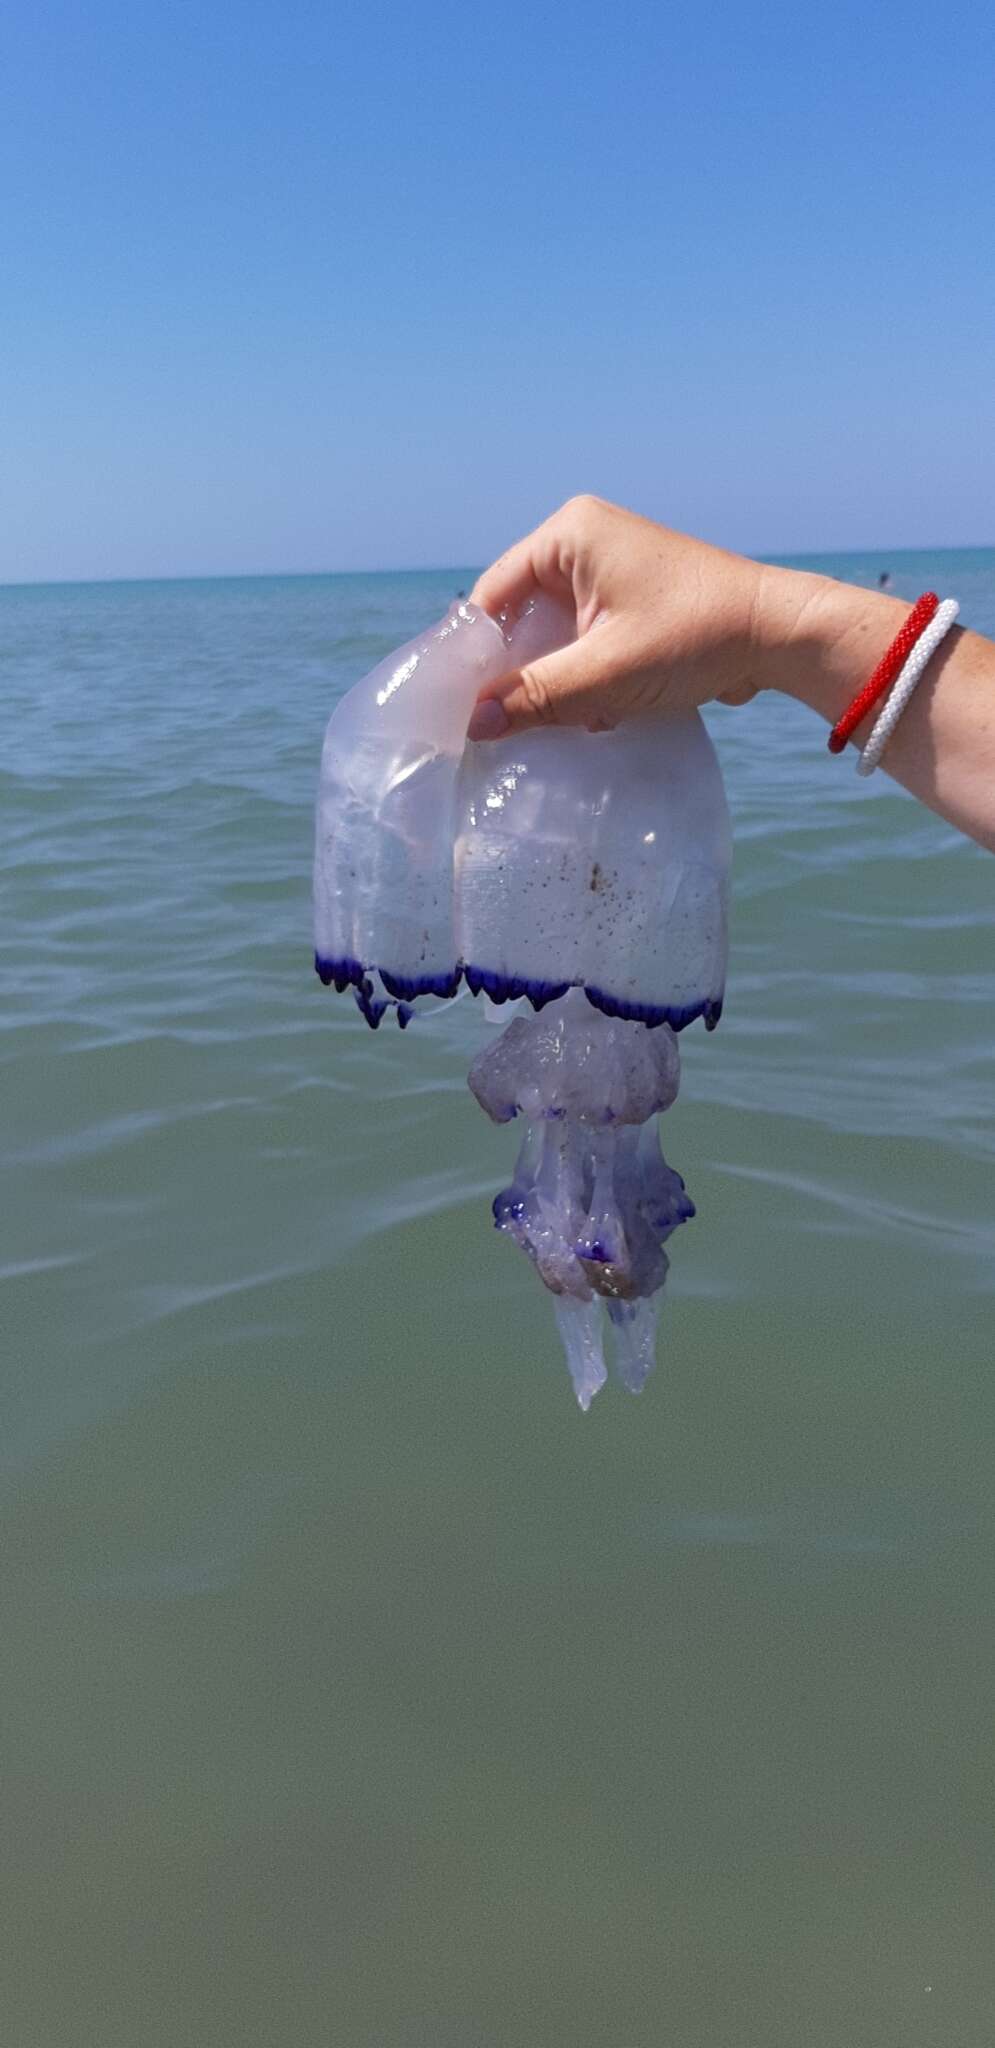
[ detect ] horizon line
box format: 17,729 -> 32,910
1,541 -> 993,595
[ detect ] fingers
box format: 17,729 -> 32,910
715,680 -> 759,706
467,628 -> 631,740
470,499 -> 587,622
470,534 -> 543,621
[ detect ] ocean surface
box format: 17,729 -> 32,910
2,548 -> 993,2046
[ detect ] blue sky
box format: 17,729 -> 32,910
2,0 -> 993,582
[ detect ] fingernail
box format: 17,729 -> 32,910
467,698 -> 510,742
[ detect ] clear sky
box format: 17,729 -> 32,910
2,0 -> 993,583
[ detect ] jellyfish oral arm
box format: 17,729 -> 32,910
468,990 -> 694,1407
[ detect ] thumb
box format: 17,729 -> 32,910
467,629 -> 630,741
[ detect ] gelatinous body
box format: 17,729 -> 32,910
314,596 -> 731,1405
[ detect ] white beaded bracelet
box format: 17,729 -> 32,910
856,597 -> 960,777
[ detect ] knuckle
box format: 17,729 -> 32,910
518,663 -> 557,723
565,491 -> 603,523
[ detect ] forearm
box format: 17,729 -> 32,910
758,567 -> 995,853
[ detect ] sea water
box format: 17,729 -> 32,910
1,551 -> 993,2044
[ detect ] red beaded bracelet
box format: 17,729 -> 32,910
827,591 -> 940,754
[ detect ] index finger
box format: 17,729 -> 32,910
470,513 -> 574,624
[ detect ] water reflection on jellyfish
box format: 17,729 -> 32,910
314,595 -> 730,1407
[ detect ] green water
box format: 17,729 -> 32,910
2,554 -> 994,2044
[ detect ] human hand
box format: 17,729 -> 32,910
467,495 -> 769,740
466,494 -> 995,852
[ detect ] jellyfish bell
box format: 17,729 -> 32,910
314,593 -> 731,1406
315,592 -> 730,1029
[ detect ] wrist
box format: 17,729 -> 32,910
755,564 -> 913,732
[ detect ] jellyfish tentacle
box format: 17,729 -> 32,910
607,1296 -> 661,1395
553,1297 -> 608,1412
466,994 -> 696,1403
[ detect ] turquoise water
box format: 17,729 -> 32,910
2,550 -> 994,2045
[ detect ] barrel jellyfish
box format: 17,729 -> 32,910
314,595 -> 731,1408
